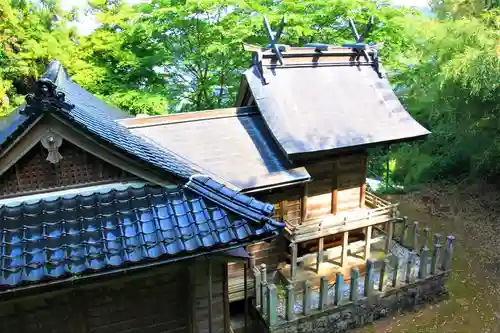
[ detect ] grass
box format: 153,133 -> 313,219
355,184 -> 500,333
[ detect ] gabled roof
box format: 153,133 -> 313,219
237,46 -> 430,159
121,107 -> 310,192
0,177 -> 282,290
0,61 -> 203,180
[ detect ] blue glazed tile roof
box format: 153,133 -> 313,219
0,180 -> 282,289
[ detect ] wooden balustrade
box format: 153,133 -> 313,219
252,230 -> 455,326
284,191 -> 399,243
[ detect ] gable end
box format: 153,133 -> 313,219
0,140 -> 135,198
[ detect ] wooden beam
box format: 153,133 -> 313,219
207,258 -> 213,333
243,261 -> 249,333
332,159 -> 339,214
290,243 -> 298,278
301,182 -> 309,223
341,231 -> 349,267
316,237 -> 324,273
46,115 -> 176,186
0,118 -> 48,177
385,220 -> 394,254
280,200 -> 289,221
222,263 -> 230,333
364,226 -> 372,260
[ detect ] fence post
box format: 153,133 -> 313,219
401,216 -> 409,245
385,219 -> 394,253
350,267 -> 360,301
421,227 -> 430,251
266,283 -> 277,326
412,221 -> 419,252
285,284 -> 294,321
379,258 -> 389,292
419,247 -> 430,279
433,233 -> 441,247
392,256 -> 401,288
431,243 -> 442,275
442,235 -> 456,271
364,260 -> 375,297
260,264 -> 267,315
405,251 -> 416,283
319,276 -> 329,310
334,272 -> 344,305
303,280 -> 312,315
254,270 -> 261,309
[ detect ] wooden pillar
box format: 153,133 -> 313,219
332,159 -> 339,214
243,260 -> 248,333
248,251 -> 255,272
290,242 -> 298,278
222,263 -> 230,333
331,188 -> 338,215
316,237 -> 324,273
360,154 -> 367,208
280,200 -> 289,222
364,225 -> 372,260
385,220 -> 394,253
341,231 -> 349,267
207,258 -> 213,333
301,183 -> 308,223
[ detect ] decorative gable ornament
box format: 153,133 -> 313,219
22,78 -> 74,116
40,131 -> 63,164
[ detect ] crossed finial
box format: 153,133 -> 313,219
263,15 -> 286,66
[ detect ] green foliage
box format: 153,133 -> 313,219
0,0 -> 499,188
388,14 -> 500,184
0,0 -> 79,116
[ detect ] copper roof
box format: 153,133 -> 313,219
122,107 -> 310,192
237,46 -> 430,159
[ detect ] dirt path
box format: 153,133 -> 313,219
356,182 -> 500,333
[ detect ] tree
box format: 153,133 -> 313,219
389,15 -> 500,184
0,0 -> 78,115
76,0 -> 422,114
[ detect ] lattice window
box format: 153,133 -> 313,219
0,141 -> 134,197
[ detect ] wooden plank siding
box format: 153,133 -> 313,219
0,259 -> 228,333
301,152 -> 367,218
192,261 -> 227,333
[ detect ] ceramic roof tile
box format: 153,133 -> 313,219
0,182 -> 281,289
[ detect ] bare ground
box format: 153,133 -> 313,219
356,181 -> 500,333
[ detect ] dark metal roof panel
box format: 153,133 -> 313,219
130,112 -> 310,191
0,181 -> 281,289
245,65 -> 430,157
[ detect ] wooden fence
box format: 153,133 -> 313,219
253,230 -> 456,326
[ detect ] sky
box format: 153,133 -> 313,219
61,0 -> 432,36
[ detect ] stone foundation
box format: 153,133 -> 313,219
255,272 -> 449,333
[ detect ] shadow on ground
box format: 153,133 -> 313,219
355,181 -> 500,333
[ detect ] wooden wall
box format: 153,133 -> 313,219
0,141 -> 134,198
304,152 -> 367,218
0,259 -> 228,333
191,260 -> 227,333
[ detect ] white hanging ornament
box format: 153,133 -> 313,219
40,132 -> 63,164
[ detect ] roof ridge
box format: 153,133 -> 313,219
27,61 -> 214,181
122,106 -> 259,129
185,174 -> 285,228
